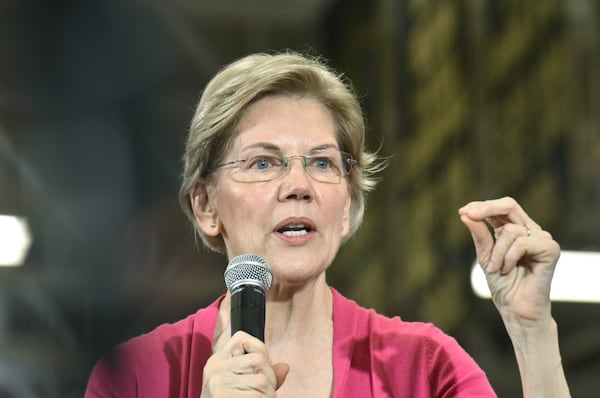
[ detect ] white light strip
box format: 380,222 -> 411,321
0,215 -> 32,267
471,251 -> 600,303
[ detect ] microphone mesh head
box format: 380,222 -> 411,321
224,253 -> 272,293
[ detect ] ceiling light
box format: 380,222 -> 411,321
0,215 -> 32,266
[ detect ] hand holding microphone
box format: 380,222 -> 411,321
200,254 -> 288,397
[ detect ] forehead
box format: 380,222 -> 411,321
229,96 -> 338,153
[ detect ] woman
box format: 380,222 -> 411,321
86,52 -> 570,397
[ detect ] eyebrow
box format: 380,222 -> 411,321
239,142 -> 340,154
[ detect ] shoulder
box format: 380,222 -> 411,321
331,289 -> 495,396
334,288 -> 454,352
120,297 -> 220,358
85,297 -> 222,397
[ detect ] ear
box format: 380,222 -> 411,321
341,194 -> 351,238
190,182 -> 220,236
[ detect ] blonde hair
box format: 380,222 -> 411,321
179,51 -> 382,252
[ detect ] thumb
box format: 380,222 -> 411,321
273,363 -> 289,390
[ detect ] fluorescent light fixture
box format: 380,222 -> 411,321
471,250 -> 600,303
0,215 -> 32,266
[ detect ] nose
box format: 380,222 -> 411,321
278,156 -> 313,201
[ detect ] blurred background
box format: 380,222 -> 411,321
1,0 -> 599,396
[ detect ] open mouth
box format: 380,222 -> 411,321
278,223 -> 312,237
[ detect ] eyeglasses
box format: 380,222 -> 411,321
210,148 -> 357,184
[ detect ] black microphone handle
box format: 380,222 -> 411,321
230,284 -> 266,342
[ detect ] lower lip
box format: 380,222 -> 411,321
274,230 -> 315,245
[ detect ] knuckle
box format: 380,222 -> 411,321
550,239 -> 561,254
503,223 -> 521,235
513,235 -> 528,248
246,352 -> 264,364
254,373 -> 272,391
203,357 -> 219,374
505,249 -> 521,264
502,196 -> 517,206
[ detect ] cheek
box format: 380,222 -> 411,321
216,186 -> 271,228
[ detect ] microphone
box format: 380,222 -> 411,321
224,253 -> 272,341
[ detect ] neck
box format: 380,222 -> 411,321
265,279 -> 333,345
215,275 -> 333,347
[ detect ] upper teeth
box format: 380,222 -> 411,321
287,223 -> 305,229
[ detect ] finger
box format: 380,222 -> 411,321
207,353 -> 279,395
458,197 -> 521,220
223,332 -> 282,389
459,197 -> 540,230
245,353 -> 282,390
502,237 -> 529,275
501,236 -> 559,291
489,223 -> 527,274
228,352 -> 270,374
226,331 -> 267,358
459,214 -> 494,268
490,224 -> 554,274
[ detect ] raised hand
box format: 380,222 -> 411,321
458,196 -> 560,323
459,197 -> 570,397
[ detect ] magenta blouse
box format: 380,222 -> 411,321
86,289 -> 496,397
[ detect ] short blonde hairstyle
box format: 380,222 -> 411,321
179,51 -> 382,253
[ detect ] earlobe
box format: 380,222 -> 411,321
190,182 -> 220,236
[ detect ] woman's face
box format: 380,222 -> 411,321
198,96 -> 351,287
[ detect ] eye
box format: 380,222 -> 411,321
246,155 -> 283,170
309,156 -> 336,172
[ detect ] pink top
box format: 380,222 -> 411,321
86,289 -> 496,397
